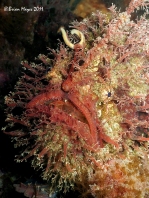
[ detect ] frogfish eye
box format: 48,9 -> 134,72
107,92 -> 112,97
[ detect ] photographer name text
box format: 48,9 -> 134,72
4,6 -> 43,12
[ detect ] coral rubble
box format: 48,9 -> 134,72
2,0 -> 149,197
